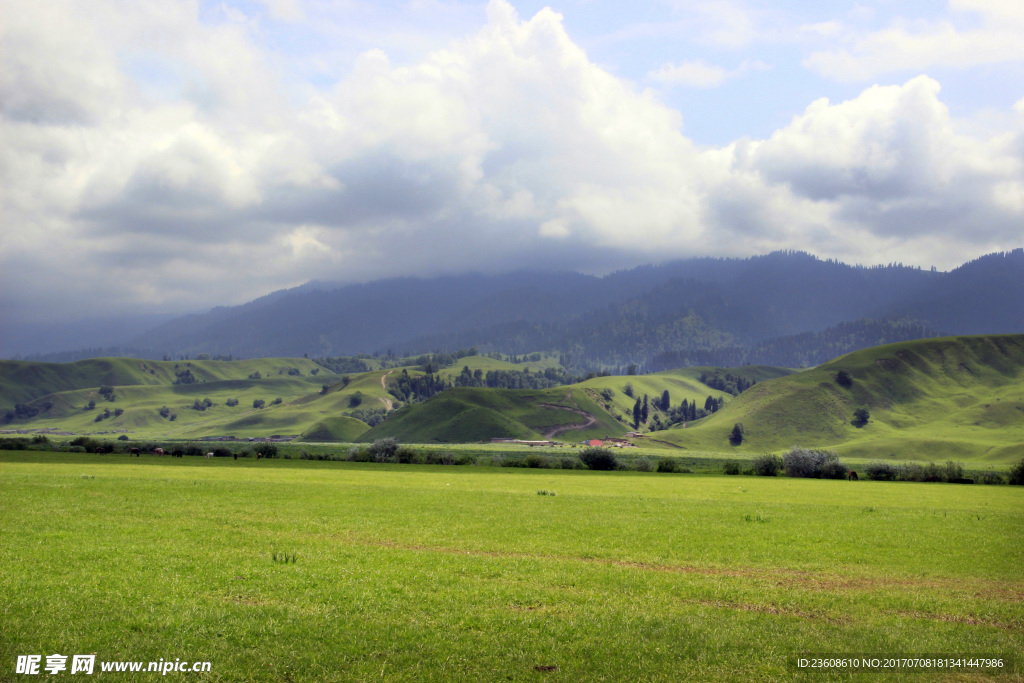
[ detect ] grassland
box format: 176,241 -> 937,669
357,386 -> 626,443
0,355 -> 577,442
1,451 -> 1021,681
653,335 -> 1024,466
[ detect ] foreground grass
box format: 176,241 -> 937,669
1,452 -> 1022,681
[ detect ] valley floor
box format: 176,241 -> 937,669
2,452 -> 1022,681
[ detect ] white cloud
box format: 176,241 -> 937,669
1,0 -> 1023,326
648,59 -> 770,88
804,1 -> 1024,81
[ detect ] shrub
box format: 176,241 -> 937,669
394,446 -> 421,464
836,370 -> 853,388
367,438 -> 399,463
226,398 -> 239,407
656,458 -> 680,473
944,461 -> 964,481
348,392 -> 363,408
723,461 -> 741,475
346,446 -> 371,462
864,461 -> 897,481
524,453 -> 548,468
895,462 -> 925,482
559,457 -> 578,470
1008,458 -> 1024,486
252,399 -> 266,409
819,458 -> 848,480
977,471 -> 1004,485
424,451 -> 475,466
258,443 -> 279,459
632,457 -> 653,472
579,447 -> 618,471
118,435 -> 129,441
783,447 -> 847,479
751,454 -> 783,476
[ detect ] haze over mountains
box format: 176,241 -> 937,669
7,249 -> 1023,371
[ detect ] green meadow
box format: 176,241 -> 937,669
653,335 -> 1024,467
2,452 -> 1022,681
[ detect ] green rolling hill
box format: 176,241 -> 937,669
356,386 -> 625,444
651,335 -> 1024,465
4,338 -> 1023,466
0,357 -> 331,411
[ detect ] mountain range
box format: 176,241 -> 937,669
9,249 -> 1024,371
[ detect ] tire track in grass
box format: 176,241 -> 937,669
325,532 -> 1024,604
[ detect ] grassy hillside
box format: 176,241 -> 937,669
357,386 -> 624,443
652,335 -> 1024,464
0,357 -> 331,411
574,366 -> 792,426
0,359 -> 423,440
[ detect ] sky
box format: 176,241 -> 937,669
2,0 -> 1024,326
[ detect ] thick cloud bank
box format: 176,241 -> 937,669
2,0 -> 1023,322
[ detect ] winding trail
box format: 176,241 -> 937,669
538,390 -> 598,439
379,370 -> 395,410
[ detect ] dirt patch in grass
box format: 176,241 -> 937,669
683,598 -> 844,624
889,610 -> 1022,631
331,533 -> 1024,600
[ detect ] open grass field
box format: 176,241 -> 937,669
2,451 -> 1021,681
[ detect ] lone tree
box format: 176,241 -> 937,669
641,395 -> 649,423
632,398 -> 642,429
729,422 -> 744,446
852,407 -> 870,427
661,390 -> 671,411
836,370 -> 853,388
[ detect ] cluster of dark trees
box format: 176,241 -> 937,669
698,371 -> 756,396
389,369 -> 448,403
191,398 -> 214,411
624,391 -> 725,431
173,368 -> 197,385
3,401 -> 52,423
452,366 -> 576,390
93,407 -> 124,422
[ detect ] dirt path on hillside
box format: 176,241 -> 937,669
538,402 -> 598,439
379,370 -> 395,410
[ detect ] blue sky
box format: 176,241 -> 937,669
2,0 -> 1023,326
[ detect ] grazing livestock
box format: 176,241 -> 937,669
172,450 -> 183,458
95,447 -> 106,455
130,447 -> 140,457
848,471 -> 859,481
206,452 -> 214,458
153,448 -> 165,456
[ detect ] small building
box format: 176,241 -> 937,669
588,439 -> 604,447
